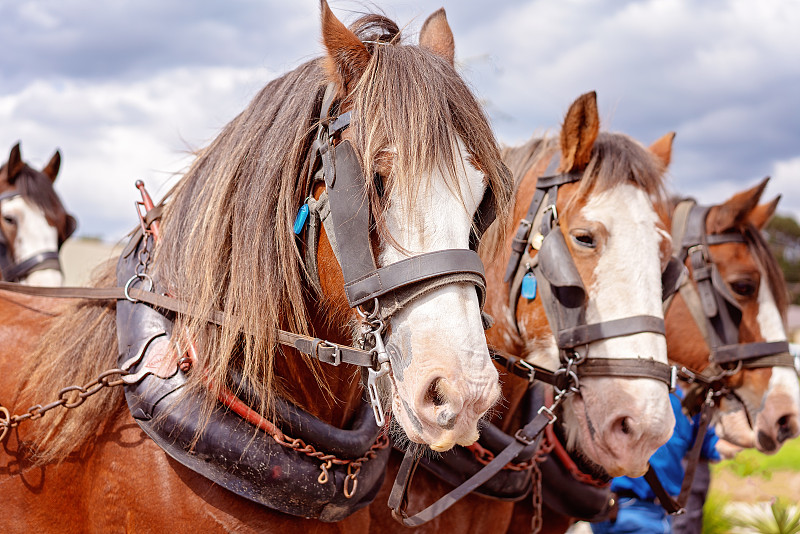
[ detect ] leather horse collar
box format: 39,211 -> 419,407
0,189 -> 74,281
115,227 -> 390,522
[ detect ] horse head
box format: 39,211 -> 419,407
663,174 -> 800,454
486,92 -> 674,478
0,142 -> 75,286
315,3 -> 513,451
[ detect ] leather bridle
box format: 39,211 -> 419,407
0,189 -> 74,282
644,198 -> 795,515
388,157 -> 678,527
503,163 -> 676,388
299,84 -> 498,424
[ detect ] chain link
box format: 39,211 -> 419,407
531,462 -> 543,534
0,367 -> 129,442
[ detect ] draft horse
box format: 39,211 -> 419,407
0,3 -> 513,532
0,142 -> 75,285
371,91 -> 678,532
507,148 -> 800,533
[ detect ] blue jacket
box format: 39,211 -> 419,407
609,391 -> 720,500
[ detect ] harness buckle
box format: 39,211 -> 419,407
536,404 -> 558,424
669,365 -> 678,392
517,360 -> 536,384
317,340 -> 342,366
514,427 -> 539,446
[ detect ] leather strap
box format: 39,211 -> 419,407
0,280 -> 376,369
2,251 -> 61,281
344,248 -> 486,308
644,400 -> 714,515
576,358 -> 673,387
388,412 -> 550,527
556,315 -> 666,349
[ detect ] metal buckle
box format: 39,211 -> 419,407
316,340 -> 342,366
537,404 -> 558,424
669,365 -> 678,392
687,244 -> 708,263
514,427 -> 538,446
517,360 -> 536,384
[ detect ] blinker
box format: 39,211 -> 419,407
521,272 -> 537,300
293,203 -> 309,235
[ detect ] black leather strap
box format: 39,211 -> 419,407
556,315 -> 666,349
344,248 -> 486,307
644,400 -> 714,515
2,251 -> 61,281
388,412 -> 550,527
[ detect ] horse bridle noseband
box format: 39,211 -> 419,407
0,190 -> 73,282
300,84 -> 497,425
503,159 -> 676,388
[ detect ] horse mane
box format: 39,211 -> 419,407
17,13 -> 512,463
0,163 -> 71,242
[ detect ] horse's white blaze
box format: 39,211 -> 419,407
561,184 -> 673,476
381,141 -> 499,451
754,275 -> 800,444
1,196 -> 63,286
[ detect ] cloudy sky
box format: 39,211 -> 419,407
2,0 -> 798,241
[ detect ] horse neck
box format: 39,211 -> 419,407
274,295 -> 363,429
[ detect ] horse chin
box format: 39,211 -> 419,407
391,394 -> 480,452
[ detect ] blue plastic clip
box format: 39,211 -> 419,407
293,203 -> 310,235
521,272 -> 537,300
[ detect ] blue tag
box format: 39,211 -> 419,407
521,272 -> 537,300
293,203 -> 309,234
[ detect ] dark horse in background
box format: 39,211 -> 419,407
0,142 -> 75,285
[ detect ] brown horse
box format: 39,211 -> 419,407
0,3 -> 513,532
0,142 -> 75,285
370,91 -> 677,532
507,151 -> 800,533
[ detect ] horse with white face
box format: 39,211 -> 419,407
488,92 -> 674,480
369,92 -> 676,534
0,143 -> 76,286
664,177 -> 800,454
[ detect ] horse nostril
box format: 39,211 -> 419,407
425,378 -> 446,407
776,414 -> 797,443
620,417 -> 631,436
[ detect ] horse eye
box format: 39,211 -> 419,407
2,215 -> 16,226
571,231 -> 596,248
730,280 -> 757,297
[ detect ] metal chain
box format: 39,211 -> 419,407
466,440 -> 535,471
531,462 -> 543,534
0,368 -> 129,442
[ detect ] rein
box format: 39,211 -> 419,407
0,190 -> 67,282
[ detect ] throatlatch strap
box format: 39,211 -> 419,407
388,412 -> 550,527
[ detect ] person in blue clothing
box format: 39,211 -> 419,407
590,390 -> 720,534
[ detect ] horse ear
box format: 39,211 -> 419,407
559,91 -> 599,173
43,150 -> 61,183
649,132 -> 676,168
707,177 -> 769,234
420,8 -> 455,66
7,142 -> 24,183
320,0 -> 371,94
748,192 -> 780,230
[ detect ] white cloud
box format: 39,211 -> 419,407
0,66 -> 270,241
770,157 -> 800,221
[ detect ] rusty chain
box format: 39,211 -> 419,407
466,439 -> 536,472
0,367 -> 130,443
531,462 -> 543,534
